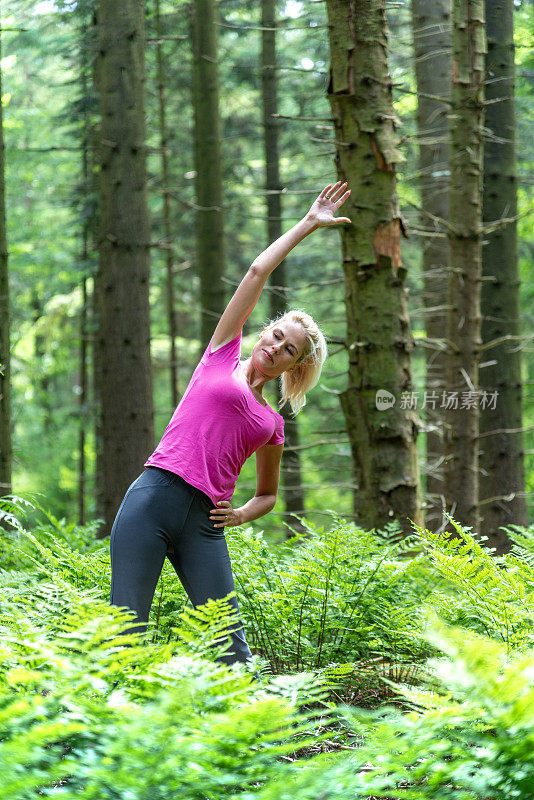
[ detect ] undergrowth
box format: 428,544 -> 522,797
1,496 -> 534,798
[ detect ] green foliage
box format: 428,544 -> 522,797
0,598 -> 333,799
249,621 -> 534,800
229,515 -> 433,689
3,502 -> 534,797
413,515 -> 534,652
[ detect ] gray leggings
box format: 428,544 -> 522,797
109,466 -> 252,666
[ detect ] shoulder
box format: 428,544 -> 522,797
201,330 -> 242,365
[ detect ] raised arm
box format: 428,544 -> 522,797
210,181 -> 351,351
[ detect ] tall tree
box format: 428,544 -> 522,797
410,0 -> 451,522
76,9 -> 97,526
478,0 -> 526,551
325,0 -> 423,534
191,0 -> 225,352
444,0 -> 485,530
96,0 -> 154,533
0,18 -> 11,500
155,0 -> 180,407
261,0 -> 305,535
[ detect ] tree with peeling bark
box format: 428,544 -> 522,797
261,0 -> 305,536
96,0 -> 155,534
325,0 -> 423,534
0,20 -> 11,501
191,0 -> 226,353
410,0 -> 451,523
444,0 -> 486,531
478,0 -> 526,552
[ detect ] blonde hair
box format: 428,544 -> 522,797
263,310 -> 328,416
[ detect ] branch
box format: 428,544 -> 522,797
478,332 -> 534,353
272,113 -> 332,122
277,65 -> 327,73
415,337 -> 459,353
481,206 -> 534,234
402,198 -> 458,234
394,84 -> 452,106
477,425 -> 534,440
284,439 -> 349,452
147,35 -> 188,43
217,22 -> 325,31
477,491 -> 525,507
405,227 -> 447,239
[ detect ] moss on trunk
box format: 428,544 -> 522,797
325,0 -> 423,534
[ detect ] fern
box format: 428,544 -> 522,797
413,515 -> 534,652
231,514 -> 433,682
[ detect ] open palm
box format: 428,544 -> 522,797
307,181 -> 351,227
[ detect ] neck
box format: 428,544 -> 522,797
241,358 -> 271,393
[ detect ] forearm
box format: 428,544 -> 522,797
236,494 -> 277,524
251,215 -> 317,276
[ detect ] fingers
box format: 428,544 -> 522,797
320,181 -> 350,204
330,182 -> 348,203
210,500 -> 232,527
332,216 -> 352,225
334,189 -> 351,207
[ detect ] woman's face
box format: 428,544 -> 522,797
251,322 -> 307,379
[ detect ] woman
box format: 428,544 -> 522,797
109,180 -> 351,667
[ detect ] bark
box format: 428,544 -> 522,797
444,0 -> 486,531
0,23 -> 11,500
77,18 -> 94,527
261,0 -> 305,537
96,0 -> 154,534
325,0 -> 423,534
479,0 -> 526,551
410,0 -> 451,522
155,0 -> 180,407
191,0 -> 225,352
88,8 -> 105,524
78,277 -> 88,526
32,297 -> 51,436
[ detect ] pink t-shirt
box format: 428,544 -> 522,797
144,331 -> 285,505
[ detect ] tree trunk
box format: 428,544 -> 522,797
77,16 -> 95,527
444,0 -> 485,531
478,0 -> 526,551
191,0 -> 225,352
410,0 -> 451,524
78,276 -> 88,526
88,8 -> 105,525
155,0 -> 180,407
325,0 -> 423,535
261,0 -> 305,537
96,0 -> 154,534
0,22 -> 11,500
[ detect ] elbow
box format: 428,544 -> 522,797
248,262 -> 268,280
266,493 -> 277,513
257,493 -> 277,513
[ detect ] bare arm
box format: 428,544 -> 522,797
209,443 -> 284,526
210,182 -> 351,352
